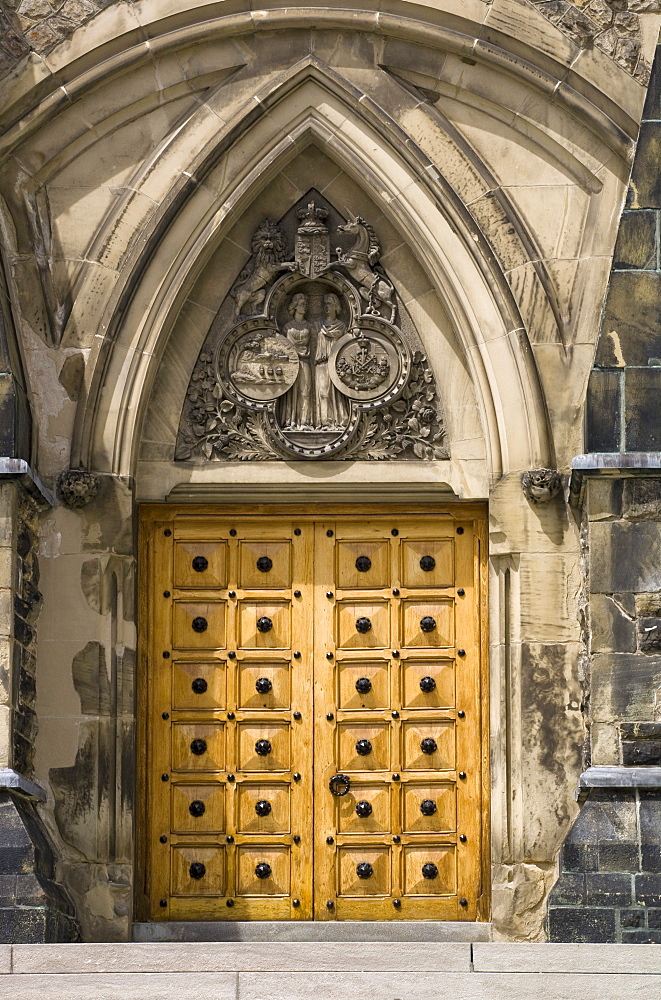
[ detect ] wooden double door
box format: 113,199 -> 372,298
140,506 -> 488,922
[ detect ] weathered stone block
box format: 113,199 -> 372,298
598,841 -> 640,872
547,906 -> 616,942
595,272 -> 661,367
586,370 -> 621,452
546,872 -> 585,905
591,652 -> 661,720
623,479 -> 661,520
626,369 -> 661,451
629,122 -> 661,208
621,908 -> 646,927
639,791 -> 661,844
622,928 -> 661,942
591,594 -> 636,653
590,521 -> 661,593
585,872 -> 634,906
613,210 -> 657,269
635,873 -> 661,906
586,479 -> 623,521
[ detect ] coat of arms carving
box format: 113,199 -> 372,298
176,192 -> 448,462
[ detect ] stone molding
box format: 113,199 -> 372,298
0,458 -> 53,506
579,765 -> 661,789
0,767 -> 46,801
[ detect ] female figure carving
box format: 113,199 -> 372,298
281,292 -> 313,430
315,293 -> 349,430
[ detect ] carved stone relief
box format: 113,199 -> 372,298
176,194 -> 448,463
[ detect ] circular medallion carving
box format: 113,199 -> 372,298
225,327 -> 300,404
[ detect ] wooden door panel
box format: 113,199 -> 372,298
400,538 -> 454,589
238,660 -> 291,710
402,720 -> 455,771
172,601 -> 226,649
236,845 -> 290,896
143,508 -> 486,924
238,540 -> 292,589
337,782 -> 390,834
171,783 -> 225,833
338,846 -> 391,896
403,844 -> 456,895
402,657 -> 454,709
337,722 -> 390,771
174,540 -> 228,589
401,599 -> 453,648
171,722 -> 225,772
171,845 -> 226,896
238,600 -> 290,648
402,782 -> 456,834
337,659 -> 390,710
237,781 -> 291,833
172,660 -> 226,710
336,600 -> 390,649
335,540 -> 390,589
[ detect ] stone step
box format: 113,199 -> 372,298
0,943 -> 660,999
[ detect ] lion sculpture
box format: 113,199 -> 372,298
231,221 -> 297,317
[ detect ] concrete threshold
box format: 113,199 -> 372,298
132,919 -> 491,943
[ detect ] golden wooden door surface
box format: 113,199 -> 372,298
140,508 -> 487,922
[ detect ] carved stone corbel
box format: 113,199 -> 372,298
522,469 -> 563,504
57,469 -> 100,508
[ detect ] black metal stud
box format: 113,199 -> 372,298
420,676 -> 436,693
257,556 -> 273,573
164,529 -> 172,537
460,897 -> 468,906
326,712 -> 334,721
190,738 -> 207,756
227,712 -> 235,720
162,712 -> 169,720
392,650 -> 400,658
356,800 -> 373,818
162,651 -> 170,658
229,591 -> 236,598
226,899 -> 234,907
457,588 -> 465,597
294,528 -> 301,536
460,834 -> 467,843
421,737 -> 437,755
391,529 -> 399,536
459,771 -> 467,779
356,862 -> 373,879
392,710 -> 400,719
392,588 -> 400,596
458,649 -> 466,657
255,799 -> 271,817
420,799 -> 437,816
422,863 -> 438,880
458,710 -> 466,718
161,774 -> 169,782
327,836 -> 334,844
456,527 -> 464,535
392,773 -> 400,781
192,616 -> 208,633
355,677 -> 372,694
393,899 -> 402,908
229,529 -> 237,536
255,862 -> 272,880
326,652 -> 333,659
294,591 -> 301,598
192,556 -> 209,573
293,773 -> 301,781
255,739 -> 272,756
326,592 -> 334,599
189,862 -> 206,880
227,774 -> 235,782
355,555 -> 372,572
393,835 -> 401,843
255,677 -> 273,694
293,712 -> 301,720
256,616 -> 273,633
327,901 -> 334,909
160,835 -> 168,843
294,651 -> 301,658
192,677 -> 208,694
327,530 -> 334,537
356,739 -> 372,756
163,590 -> 170,598
189,800 -> 206,817
293,899 -> 300,907
293,835 -> 300,844
356,617 -> 372,634
420,555 -> 436,572
160,899 -> 168,907
420,616 -> 436,633
226,835 -> 234,842
228,651 -> 236,659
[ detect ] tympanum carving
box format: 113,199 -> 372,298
176,193 -> 448,463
